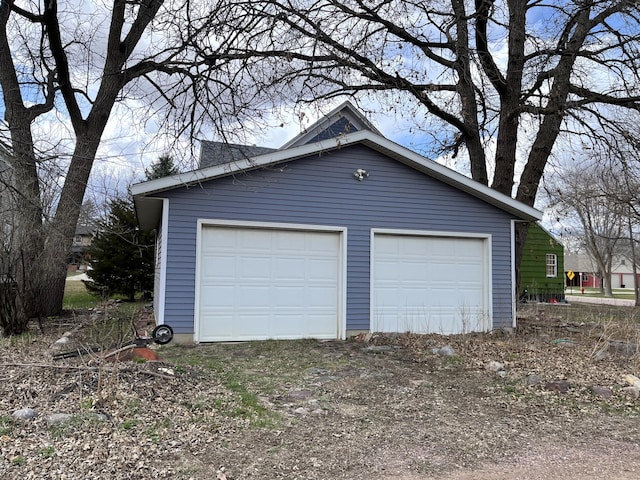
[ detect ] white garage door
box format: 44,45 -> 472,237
372,233 -> 490,334
197,225 -> 342,341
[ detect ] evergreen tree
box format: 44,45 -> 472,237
145,155 -> 179,180
85,196 -> 154,301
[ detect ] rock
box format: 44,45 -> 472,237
47,413 -> 74,425
492,327 -> 514,335
525,374 -> 541,386
623,374 -> 640,388
294,407 -> 309,415
591,386 -> 612,398
54,336 -> 70,345
486,361 -> 504,372
12,408 -> 37,421
363,345 -> 393,353
433,346 -> 456,356
545,380 -> 571,393
284,389 -> 314,401
409,379 -> 428,387
496,370 -> 507,378
622,386 -> 640,399
609,341 -> 638,356
310,409 -> 326,416
93,412 -> 110,422
312,376 -> 335,385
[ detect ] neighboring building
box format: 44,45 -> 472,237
610,257 -> 640,289
519,223 -> 565,302
565,252 -> 640,290
564,252 -> 600,288
68,225 -> 95,271
132,102 -> 541,343
199,142 -> 276,169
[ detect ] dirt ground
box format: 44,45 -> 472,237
2,304 -> 640,479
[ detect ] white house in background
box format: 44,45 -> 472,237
565,251 -> 639,289
610,256 -> 639,289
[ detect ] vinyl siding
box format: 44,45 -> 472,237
153,144 -> 517,334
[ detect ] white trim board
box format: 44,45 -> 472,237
369,228 -> 493,334
193,219 -> 347,343
155,198 -> 169,326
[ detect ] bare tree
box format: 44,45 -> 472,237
0,0 -> 268,332
547,163 -> 625,297
597,130 -> 640,303
202,0 -> 640,254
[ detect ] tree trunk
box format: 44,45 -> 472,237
2,115 -> 47,331
604,260 -> 614,297
452,0 -> 487,186
490,0 -> 526,196
630,217 -> 639,306
39,137 -> 103,316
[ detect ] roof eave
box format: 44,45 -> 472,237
134,196 -> 164,230
357,136 -> 542,222
132,130 -> 542,223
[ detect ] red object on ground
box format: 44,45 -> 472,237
581,287 -> 585,295
104,347 -> 163,362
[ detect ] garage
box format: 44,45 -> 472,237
133,102 -> 542,340
371,231 -> 491,334
196,224 -> 344,342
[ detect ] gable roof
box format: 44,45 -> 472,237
280,101 -> 383,149
75,225 -> 95,236
564,252 -> 597,273
196,102 -> 370,169
132,129 -> 542,229
199,141 -> 277,169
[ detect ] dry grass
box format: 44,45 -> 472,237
1,303 -> 640,479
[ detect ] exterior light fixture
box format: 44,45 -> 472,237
353,168 -> 369,181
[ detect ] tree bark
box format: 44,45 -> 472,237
452,0 -> 487,186
39,136 -> 105,315
0,2 -> 49,329
489,0 -> 526,196
2,0 -> 163,321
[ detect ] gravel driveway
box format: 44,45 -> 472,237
1,305 -> 640,479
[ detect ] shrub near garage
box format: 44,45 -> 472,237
85,196 -> 154,302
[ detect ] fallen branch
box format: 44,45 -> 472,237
0,362 -> 176,379
102,343 -> 136,360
